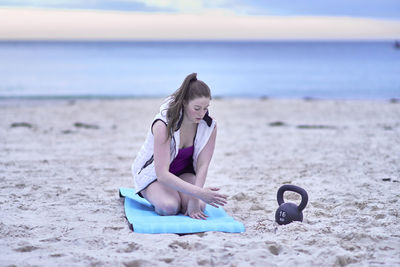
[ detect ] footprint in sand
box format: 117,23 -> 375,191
269,121 -> 287,127
197,258 -> 211,265
250,204 -> 265,211
353,201 -> 368,210
158,258 -> 174,264
123,259 -> 152,267
74,122 -> 100,129
117,242 -> 141,253
231,192 -> 247,201
297,124 -> 337,130
267,244 -> 282,255
10,122 -> 33,128
374,213 -> 385,220
103,226 -> 124,233
61,129 -> 74,134
168,240 -> 206,251
15,183 -> 26,189
50,253 -> 65,258
168,240 -> 190,250
14,245 -> 39,252
335,254 -> 357,266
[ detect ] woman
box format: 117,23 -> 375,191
131,73 -> 227,220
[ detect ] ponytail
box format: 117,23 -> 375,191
166,73 -> 211,139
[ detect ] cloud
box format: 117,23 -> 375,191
0,0 -> 231,13
0,0 -> 399,19
243,0 -> 400,19
131,0 -> 231,12
0,7 -> 399,40
0,0 -> 168,12
133,0 -> 204,11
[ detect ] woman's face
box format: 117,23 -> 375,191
184,96 -> 210,124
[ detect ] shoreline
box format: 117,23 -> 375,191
0,95 -> 399,105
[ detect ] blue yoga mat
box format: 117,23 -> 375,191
119,188 -> 245,234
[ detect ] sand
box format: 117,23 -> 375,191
1,98 -> 399,266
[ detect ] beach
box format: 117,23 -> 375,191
1,98 -> 399,266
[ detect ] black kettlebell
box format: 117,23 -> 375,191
275,184 -> 308,225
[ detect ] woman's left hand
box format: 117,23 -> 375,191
185,198 -> 208,220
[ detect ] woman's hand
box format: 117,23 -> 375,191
198,187 -> 227,208
185,198 -> 208,220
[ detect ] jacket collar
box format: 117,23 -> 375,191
161,97 -> 213,130
176,110 -> 213,130
203,111 -> 213,127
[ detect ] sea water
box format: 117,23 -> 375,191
0,41 -> 399,99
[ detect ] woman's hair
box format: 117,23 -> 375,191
166,73 -> 211,138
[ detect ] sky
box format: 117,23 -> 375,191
0,0 -> 399,40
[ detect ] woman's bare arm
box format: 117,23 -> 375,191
194,125 -> 217,188
153,120 -> 226,207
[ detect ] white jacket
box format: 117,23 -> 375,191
131,97 -> 216,194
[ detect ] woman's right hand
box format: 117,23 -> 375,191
198,187 -> 227,208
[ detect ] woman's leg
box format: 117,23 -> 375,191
141,181 -> 181,216
178,173 -> 206,214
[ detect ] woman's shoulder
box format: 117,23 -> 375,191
152,119 -> 167,131
152,119 -> 170,140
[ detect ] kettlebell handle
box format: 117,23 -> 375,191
277,184 -> 308,212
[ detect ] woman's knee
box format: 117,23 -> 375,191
155,198 -> 181,216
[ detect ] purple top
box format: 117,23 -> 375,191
169,146 -> 195,176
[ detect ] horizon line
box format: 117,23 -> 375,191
0,38 -> 398,42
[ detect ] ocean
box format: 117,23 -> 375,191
0,41 -> 399,99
